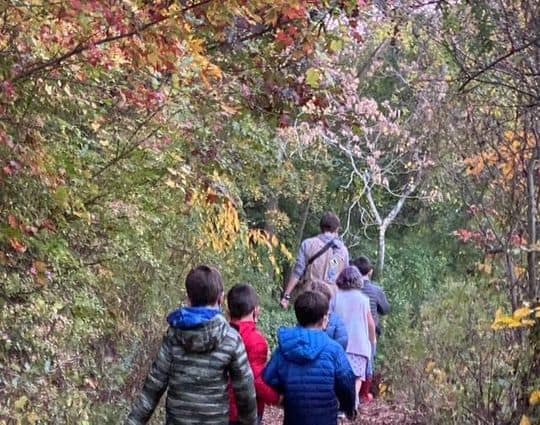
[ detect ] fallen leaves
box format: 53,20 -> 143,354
9,238 -> 27,253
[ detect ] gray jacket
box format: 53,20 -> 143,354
126,314 -> 257,425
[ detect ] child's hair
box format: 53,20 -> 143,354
319,211 -> 341,233
307,279 -> 335,303
351,256 -> 374,277
336,266 -> 364,290
185,265 -> 224,307
227,284 -> 259,319
294,290 -> 329,327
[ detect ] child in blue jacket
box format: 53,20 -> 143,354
263,291 -> 356,425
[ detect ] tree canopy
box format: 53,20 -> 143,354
1,1 -> 539,423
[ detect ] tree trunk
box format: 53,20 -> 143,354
377,225 -> 387,276
526,126 -> 539,300
526,154 -> 537,300
296,195 -> 311,246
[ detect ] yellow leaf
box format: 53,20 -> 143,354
14,396 -> 28,411
379,383 -> 388,397
26,412 -> 40,425
519,415 -> 531,425
513,307 -> 533,320
477,261 -> 492,275
425,361 -> 436,373
529,390 -> 540,406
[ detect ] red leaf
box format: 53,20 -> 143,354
452,228 -> 473,243
276,30 -> 294,47
9,238 -> 27,253
206,192 -> 219,204
283,7 -> 306,20
70,0 -> 82,11
24,225 -> 38,236
7,214 -> 20,229
39,219 -> 57,233
1,81 -> 16,99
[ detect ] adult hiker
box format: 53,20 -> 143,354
280,211 -> 349,309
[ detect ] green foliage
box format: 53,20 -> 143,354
258,303 -> 297,351
384,278 -> 539,424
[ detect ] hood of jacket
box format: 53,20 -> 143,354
277,326 -> 330,364
167,307 -> 227,353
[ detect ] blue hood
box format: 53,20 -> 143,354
167,307 -> 221,329
277,327 -> 330,364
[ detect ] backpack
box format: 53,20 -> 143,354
302,236 -> 347,284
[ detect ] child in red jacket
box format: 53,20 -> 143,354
227,284 -> 280,425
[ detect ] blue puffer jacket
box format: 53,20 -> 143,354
325,312 -> 348,350
263,327 -> 356,425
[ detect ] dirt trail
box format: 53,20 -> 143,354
262,399 -> 424,425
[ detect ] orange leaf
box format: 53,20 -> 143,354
34,274 -> 48,287
283,7 -> 306,20
33,261 -> 47,273
9,238 -> 27,253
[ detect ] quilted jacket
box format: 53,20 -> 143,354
263,326 -> 356,425
126,307 -> 257,425
325,312 -> 348,350
228,321 -> 280,422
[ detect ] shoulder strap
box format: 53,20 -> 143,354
301,238 -> 336,278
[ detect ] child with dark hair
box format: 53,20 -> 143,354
351,256 -> 390,402
334,266 -> 376,408
263,291 -> 356,425
308,280 -> 348,350
351,256 -> 391,337
227,284 -> 280,425
126,265 -> 257,425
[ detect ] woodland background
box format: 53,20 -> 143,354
0,1 -> 539,424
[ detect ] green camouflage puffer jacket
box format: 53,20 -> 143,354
126,309 -> 257,425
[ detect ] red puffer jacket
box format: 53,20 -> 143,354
229,321 -> 280,421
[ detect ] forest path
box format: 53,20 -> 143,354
262,399 -> 424,425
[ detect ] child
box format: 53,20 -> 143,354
351,256 -> 390,338
126,265 -> 257,425
351,256 -> 391,401
333,266 -> 376,408
227,284 -> 280,425
308,279 -> 348,350
263,291 -> 356,425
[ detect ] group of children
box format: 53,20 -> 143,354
126,257 -> 389,425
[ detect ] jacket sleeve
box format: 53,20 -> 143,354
376,287 -> 391,315
292,240 -> 309,279
250,336 -> 281,405
125,334 -> 172,425
334,347 -> 356,418
332,314 -> 349,351
263,349 -> 284,393
229,336 -> 258,425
